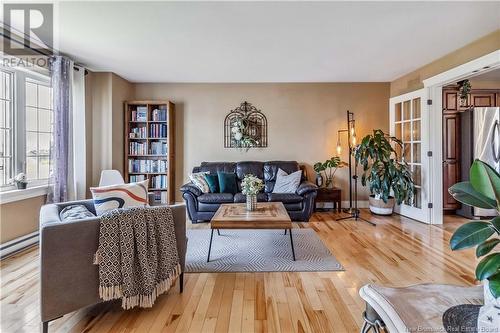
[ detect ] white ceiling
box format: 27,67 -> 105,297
470,68 -> 500,81
56,1 -> 500,83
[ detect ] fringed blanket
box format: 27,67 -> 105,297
94,206 -> 180,309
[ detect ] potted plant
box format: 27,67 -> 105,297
458,79 -> 471,107
12,173 -> 28,189
448,159 -> 499,330
241,174 -> 264,211
354,129 -> 414,215
313,156 -> 347,188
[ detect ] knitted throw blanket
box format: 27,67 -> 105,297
94,206 -> 180,309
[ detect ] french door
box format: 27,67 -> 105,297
389,89 -> 431,223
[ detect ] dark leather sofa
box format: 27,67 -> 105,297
180,161 -> 318,222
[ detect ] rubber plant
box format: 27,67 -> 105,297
354,129 -> 414,204
313,156 -> 347,187
449,159 -> 500,298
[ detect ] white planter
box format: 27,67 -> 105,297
368,195 -> 395,215
477,280 -> 500,330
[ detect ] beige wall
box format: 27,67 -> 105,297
390,30 -> 500,97
0,196 -> 46,243
86,72 -> 133,188
133,83 -> 390,201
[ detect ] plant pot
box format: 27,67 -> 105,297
315,173 -> 323,187
246,194 -> 257,211
16,182 -> 27,190
368,195 -> 395,215
477,280 -> 500,330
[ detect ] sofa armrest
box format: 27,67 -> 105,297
296,181 -> 318,196
180,182 -> 202,196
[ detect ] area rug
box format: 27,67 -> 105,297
185,229 -> 344,272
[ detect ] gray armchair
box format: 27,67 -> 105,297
39,200 -> 187,332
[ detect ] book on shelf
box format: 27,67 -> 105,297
151,108 -> 168,121
129,142 -> 147,155
151,174 -> 167,189
129,126 -> 146,138
150,191 -> 168,204
129,175 -> 146,182
131,106 -> 148,121
149,123 -> 167,138
128,159 -> 167,173
150,141 -> 167,155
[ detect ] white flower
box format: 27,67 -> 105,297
14,173 -> 26,182
231,126 -> 239,134
234,132 -> 243,141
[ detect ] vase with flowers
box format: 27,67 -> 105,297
11,173 -> 27,189
241,174 -> 264,211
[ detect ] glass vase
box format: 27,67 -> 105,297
246,194 -> 257,211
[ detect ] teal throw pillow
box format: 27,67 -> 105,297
217,172 -> 238,194
204,174 -> 219,193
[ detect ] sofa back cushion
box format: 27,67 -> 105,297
198,162 -> 236,174
264,161 -> 300,193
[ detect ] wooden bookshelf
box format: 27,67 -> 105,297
124,100 -> 175,205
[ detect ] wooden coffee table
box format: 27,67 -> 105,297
208,202 -> 295,261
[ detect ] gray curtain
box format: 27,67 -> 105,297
47,56 -> 72,203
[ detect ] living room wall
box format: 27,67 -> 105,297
133,83 -> 390,202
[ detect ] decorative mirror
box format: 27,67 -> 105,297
224,101 -> 268,149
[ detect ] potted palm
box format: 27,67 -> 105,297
354,129 -> 415,215
448,159 -> 499,330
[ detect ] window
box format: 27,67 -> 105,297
0,66 -> 52,190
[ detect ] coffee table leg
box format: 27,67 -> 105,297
217,229 -> 221,236
284,229 -> 287,235
207,229 -> 214,262
289,228 -> 296,261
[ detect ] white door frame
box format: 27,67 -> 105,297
423,50 -> 500,224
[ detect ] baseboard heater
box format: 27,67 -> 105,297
0,231 -> 39,259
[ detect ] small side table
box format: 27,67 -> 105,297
314,187 -> 342,212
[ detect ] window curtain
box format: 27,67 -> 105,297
47,56 -> 86,203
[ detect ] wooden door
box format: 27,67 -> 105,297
443,89 -> 459,111
470,93 -> 496,107
442,112 -> 461,211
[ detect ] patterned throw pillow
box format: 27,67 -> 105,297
90,179 -> 149,216
59,204 -> 95,221
272,168 -> 302,193
189,172 -> 210,193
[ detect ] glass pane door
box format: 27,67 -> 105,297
390,89 -> 430,223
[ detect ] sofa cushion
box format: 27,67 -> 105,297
90,180 -> 148,215
272,168 -> 302,193
234,193 -> 268,203
198,193 -> 234,204
218,172 -> 238,194
204,174 -> 219,193
199,162 -> 236,174
267,193 -> 303,204
264,161 -> 300,192
189,172 -> 210,193
59,204 -> 96,221
236,161 -> 264,180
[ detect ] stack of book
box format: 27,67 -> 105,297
151,108 -> 167,121
149,124 -> 167,138
129,175 -> 146,182
131,106 -> 148,121
151,175 -> 167,189
129,142 -> 147,155
128,159 -> 167,173
150,141 -> 167,155
151,191 -> 168,204
129,126 -> 146,138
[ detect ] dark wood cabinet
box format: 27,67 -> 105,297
470,92 -> 496,107
442,113 -> 461,211
441,86 -> 499,213
314,187 -> 342,212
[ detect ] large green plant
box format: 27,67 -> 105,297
313,156 -> 347,187
449,159 -> 500,298
354,129 -> 414,204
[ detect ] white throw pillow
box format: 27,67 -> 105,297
272,168 -> 302,193
189,172 -> 210,193
90,179 -> 149,216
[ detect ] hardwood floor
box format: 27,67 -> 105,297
0,211 -> 477,333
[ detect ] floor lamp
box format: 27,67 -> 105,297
335,110 -> 375,226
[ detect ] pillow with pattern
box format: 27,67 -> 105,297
90,179 -> 149,215
189,172 -> 210,193
59,204 -> 96,221
272,168 -> 302,193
